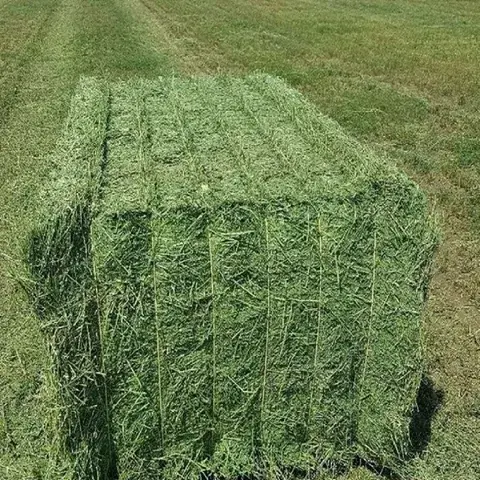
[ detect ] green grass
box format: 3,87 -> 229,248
1,0 -> 479,478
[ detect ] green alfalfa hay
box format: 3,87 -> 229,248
93,75 -> 437,477
27,77 -> 118,480
28,74 -> 438,480
90,80 -> 164,479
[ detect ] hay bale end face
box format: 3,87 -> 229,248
28,75 -> 437,479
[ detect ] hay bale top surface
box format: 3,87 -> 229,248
101,75 -> 401,214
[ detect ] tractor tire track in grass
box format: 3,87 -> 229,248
0,0 -> 62,125
123,0 -> 223,74
0,1 -> 169,478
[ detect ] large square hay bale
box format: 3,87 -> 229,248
28,75 -> 437,479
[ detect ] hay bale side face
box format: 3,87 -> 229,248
29,75 -> 437,479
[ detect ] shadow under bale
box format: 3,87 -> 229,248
409,375 -> 444,457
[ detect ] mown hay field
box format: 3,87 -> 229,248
0,1 -> 479,479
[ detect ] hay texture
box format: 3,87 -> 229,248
28,75 -> 437,479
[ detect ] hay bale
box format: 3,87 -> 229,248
28,75 -> 437,479
28,78 -> 118,479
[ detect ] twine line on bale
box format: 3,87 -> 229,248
27,74 -> 438,480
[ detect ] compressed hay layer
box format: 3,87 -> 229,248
28,78 -> 118,480
28,75 -> 437,479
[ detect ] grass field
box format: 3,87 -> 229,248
0,0 -> 479,478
